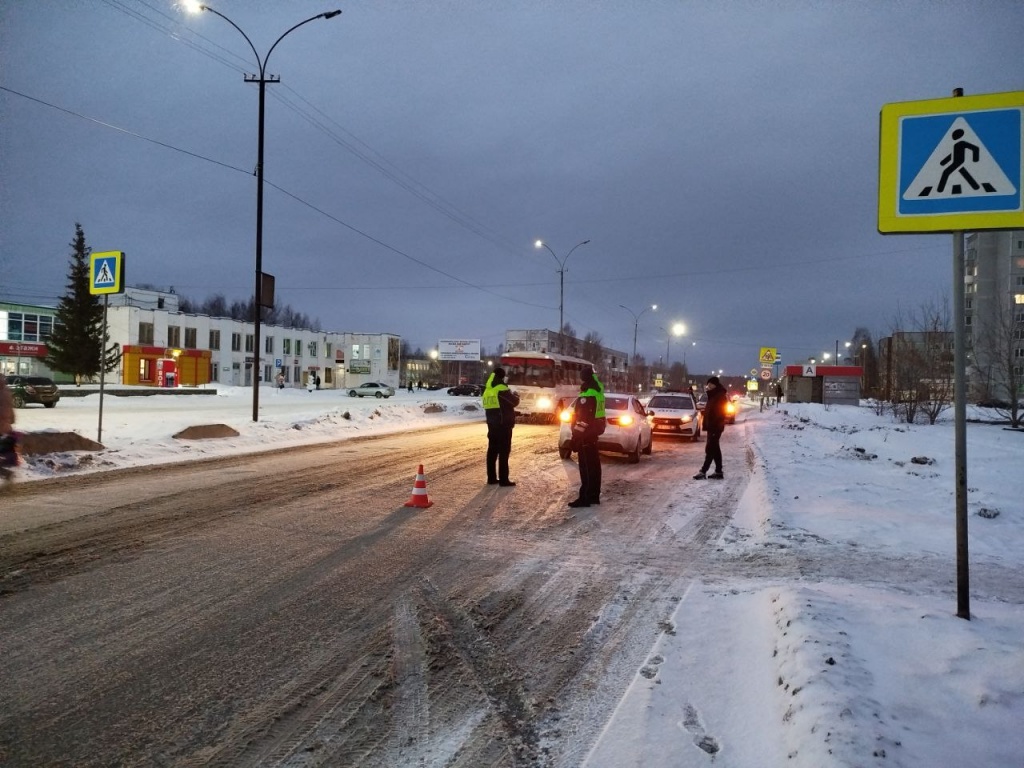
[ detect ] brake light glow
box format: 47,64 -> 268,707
616,414 -> 634,427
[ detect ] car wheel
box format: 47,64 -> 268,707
559,442 -> 572,460
642,434 -> 652,455
348,390 -> 357,397
12,394 -> 25,408
628,438 -> 641,464
44,401 -> 57,408
375,391 -> 384,398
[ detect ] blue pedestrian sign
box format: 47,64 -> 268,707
89,251 -> 125,295
879,91 -> 1024,233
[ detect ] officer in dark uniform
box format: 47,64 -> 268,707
482,367 -> 520,486
569,367 -> 606,507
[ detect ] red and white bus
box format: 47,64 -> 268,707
498,351 -> 594,422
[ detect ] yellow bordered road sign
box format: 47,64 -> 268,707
90,251 -> 125,295
878,91 -> 1024,233
759,347 -> 777,365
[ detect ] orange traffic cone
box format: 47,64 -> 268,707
404,464 -> 433,508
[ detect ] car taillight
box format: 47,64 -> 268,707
615,414 -> 634,427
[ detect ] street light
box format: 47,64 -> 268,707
188,2 -> 341,422
619,303 -> 657,366
534,238 -> 590,342
662,322 -> 686,366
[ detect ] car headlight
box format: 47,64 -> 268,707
537,396 -> 552,410
681,414 -> 692,423
726,402 -> 736,415
559,408 -> 573,423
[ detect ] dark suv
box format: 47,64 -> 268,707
8,375 -> 61,408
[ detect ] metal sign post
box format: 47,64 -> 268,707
89,251 -> 125,445
878,88 -> 1024,619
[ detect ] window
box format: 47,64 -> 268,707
245,334 -> 254,353
168,325 -> 181,347
265,335 -> 274,354
184,327 -> 197,349
324,342 -> 332,358
231,333 -> 242,352
309,341 -> 318,358
1016,294 -> 1024,305
965,265 -> 977,277
295,339 -> 302,356
965,299 -> 972,309
1015,348 -> 1024,359
139,322 -> 155,345
965,315 -> 972,326
292,364 -> 301,383
283,338 -> 292,355
209,329 -> 220,350
1016,276 -> 1024,287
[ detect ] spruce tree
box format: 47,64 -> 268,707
44,224 -> 119,385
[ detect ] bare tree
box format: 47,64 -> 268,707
581,331 -> 603,366
887,297 -> 954,424
970,293 -> 1023,427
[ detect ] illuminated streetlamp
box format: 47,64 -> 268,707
534,238 -> 590,341
187,2 -> 341,422
662,322 -> 686,365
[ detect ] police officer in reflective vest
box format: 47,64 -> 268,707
569,366 -> 606,507
482,367 -> 520,486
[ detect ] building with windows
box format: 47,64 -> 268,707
0,302 -> 59,379
964,230 -> 1024,401
1,288 -> 402,391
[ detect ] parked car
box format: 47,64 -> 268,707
646,391 -> 701,440
8,375 -> 60,408
347,382 -> 395,398
447,383 -> 482,396
558,393 -> 653,463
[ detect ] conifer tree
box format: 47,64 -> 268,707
43,224 -> 120,384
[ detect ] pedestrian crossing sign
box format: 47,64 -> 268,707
90,251 -> 125,295
759,347 -> 777,365
879,91 -> 1024,233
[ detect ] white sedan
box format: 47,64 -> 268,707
347,382 -> 395,398
646,391 -> 702,440
558,393 -> 653,463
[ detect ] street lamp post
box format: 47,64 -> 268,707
662,322 -> 686,368
534,239 -> 590,345
189,3 -> 341,422
619,303 -> 657,372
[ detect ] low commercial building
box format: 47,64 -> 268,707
1,289 -> 401,391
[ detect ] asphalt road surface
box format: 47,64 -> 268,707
0,421 -> 749,767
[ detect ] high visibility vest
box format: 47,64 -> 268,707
591,373 -> 606,417
581,384 -> 606,418
482,373 -> 507,410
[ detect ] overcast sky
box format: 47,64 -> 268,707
2,0 -> 1022,375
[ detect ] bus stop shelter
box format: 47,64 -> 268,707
783,365 -> 862,405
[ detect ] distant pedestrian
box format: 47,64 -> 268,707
569,367 -> 606,507
776,382 -> 784,404
0,374 -> 13,437
482,367 -> 519,486
0,373 -> 15,483
276,371 -> 285,389
315,374 -> 321,390
408,380 -> 414,393
694,376 -> 727,480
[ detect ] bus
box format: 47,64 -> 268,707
498,351 -> 595,422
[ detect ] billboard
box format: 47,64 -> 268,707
438,339 -> 480,361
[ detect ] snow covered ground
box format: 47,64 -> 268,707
7,387 -> 1023,767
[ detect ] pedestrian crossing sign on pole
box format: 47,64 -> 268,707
89,251 -> 125,295
878,91 -> 1024,233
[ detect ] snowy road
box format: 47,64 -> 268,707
0,420 -> 747,766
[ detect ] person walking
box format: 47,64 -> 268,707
694,376 -> 727,480
0,373 -> 16,484
569,367 -> 606,507
482,367 -> 519,486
